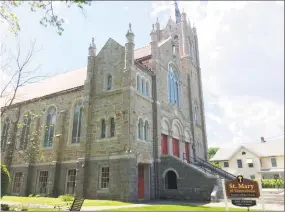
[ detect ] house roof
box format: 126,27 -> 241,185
210,138 -> 284,161
0,46 -> 152,108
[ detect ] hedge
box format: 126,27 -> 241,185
261,179 -> 284,188
1,165 -> 11,197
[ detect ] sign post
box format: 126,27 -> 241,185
221,179 -> 229,212
225,175 -> 260,211
258,178 -> 265,212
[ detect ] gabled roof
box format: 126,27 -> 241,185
210,138 -> 284,161
0,45 -> 153,108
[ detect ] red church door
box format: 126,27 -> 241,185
185,142 -> 190,163
161,134 -> 168,155
137,165 -> 144,199
172,138 -> 179,158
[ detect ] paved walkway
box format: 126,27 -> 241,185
1,200 -> 284,211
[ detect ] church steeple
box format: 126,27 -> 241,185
174,1 -> 181,24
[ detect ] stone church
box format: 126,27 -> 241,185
1,5 -> 234,201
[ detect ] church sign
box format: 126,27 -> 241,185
232,199 -> 257,207
225,175 -> 260,198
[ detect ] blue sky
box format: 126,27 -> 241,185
1,1 -> 284,147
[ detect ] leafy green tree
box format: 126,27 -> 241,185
0,0 -> 91,35
208,147 -> 221,168
1,165 -> 11,197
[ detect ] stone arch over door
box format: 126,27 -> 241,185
163,168 -> 179,190
161,117 -> 170,135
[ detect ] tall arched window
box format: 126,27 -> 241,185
194,105 -> 199,125
168,64 -> 179,105
1,118 -> 10,152
136,75 -> 141,91
20,113 -> 32,150
146,81 -> 150,97
44,107 -> 56,147
72,101 -> 83,143
138,118 -> 143,140
142,78 -> 145,94
101,119 -> 106,139
107,75 -> 112,91
110,117 -> 115,137
144,121 -> 149,141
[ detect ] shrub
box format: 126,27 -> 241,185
261,179 -> 284,188
28,194 -> 34,197
1,204 -> 10,211
35,194 -> 41,198
19,205 -> 28,211
59,194 -> 74,202
1,165 -> 11,197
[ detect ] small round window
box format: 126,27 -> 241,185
242,151 -> 246,155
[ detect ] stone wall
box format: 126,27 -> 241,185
159,155 -> 217,201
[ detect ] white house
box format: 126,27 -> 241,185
210,137 -> 284,180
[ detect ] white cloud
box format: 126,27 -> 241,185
151,1 -> 284,146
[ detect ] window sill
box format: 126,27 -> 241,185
136,139 -> 152,143
135,90 -> 153,102
97,137 -> 117,142
97,189 -> 109,193
67,143 -> 81,147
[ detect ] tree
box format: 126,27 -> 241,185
208,147 -> 221,168
1,165 -> 11,197
0,0 -> 91,35
0,38 -> 47,167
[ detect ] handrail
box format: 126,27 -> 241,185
182,153 -> 235,180
195,156 -> 236,179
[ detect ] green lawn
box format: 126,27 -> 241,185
27,208 -> 63,211
107,205 -> 253,211
2,196 -> 131,207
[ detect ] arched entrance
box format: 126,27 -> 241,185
165,170 -> 178,189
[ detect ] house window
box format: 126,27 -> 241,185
66,169 -> 76,194
144,121 -> 149,141
146,81 -> 150,96
110,117 -> 115,137
271,158 -> 277,168
72,101 -> 83,144
37,171 -> 48,194
250,175 -> 255,180
101,119 -> 106,139
138,118 -> 143,140
107,75 -> 112,91
44,106 -> 56,148
136,75 -> 141,91
165,170 -> 177,189
223,161 -> 229,168
20,113 -> 32,150
242,151 -> 246,155
12,172 -> 23,194
100,167 -> 110,189
237,159 -> 243,168
1,118 -> 10,152
247,159 -> 254,168
168,64 -> 179,105
260,159 -> 263,167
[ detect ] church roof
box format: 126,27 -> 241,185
0,47 -> 152,108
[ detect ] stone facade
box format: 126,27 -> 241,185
1,12 -> 221,201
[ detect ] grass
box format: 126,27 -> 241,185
28,208 -> 63,211
106,205 -> 254,211
2,196 -> 131,207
